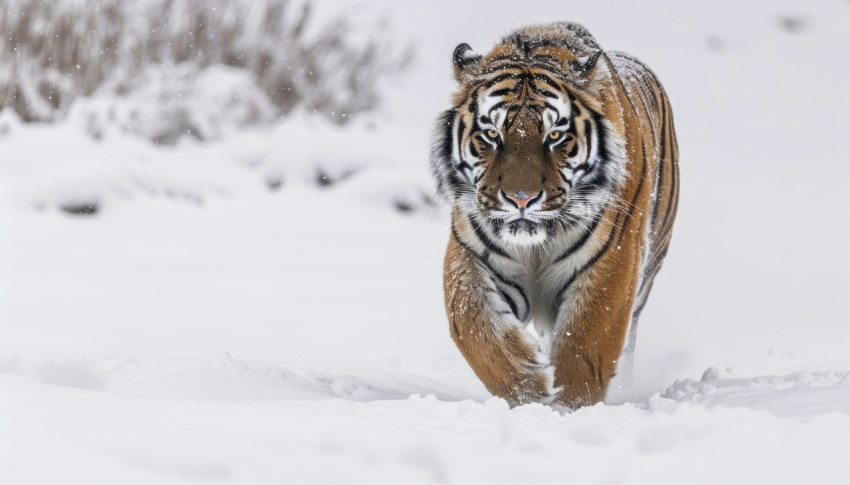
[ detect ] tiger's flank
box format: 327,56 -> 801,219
430,22 -> 679,408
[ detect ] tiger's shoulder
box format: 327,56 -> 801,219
605,50 -> 667,132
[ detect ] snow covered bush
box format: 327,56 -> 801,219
70,64 -> 280,143
0,0 -> 411,141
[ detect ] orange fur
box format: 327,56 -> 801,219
434,23 -> 679,408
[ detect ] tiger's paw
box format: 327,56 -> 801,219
500,366 -> 558,406
537,364 -> 563,405
492,347 -> 559,406
517,359 -> 562,405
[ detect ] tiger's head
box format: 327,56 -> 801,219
431,22 -> 627,247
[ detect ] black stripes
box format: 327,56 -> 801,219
657,94 -> 679,238
616,142 -> 648,247
533,88 -> 559,99
456,119 -> 466,158
554,214 -> 601,262
650,93 -> 669,229
543,101 -> 562,113
531,72 -> 563,91
451,224 -> 530,322
485,72 -> 523,88
493,275 -> 529,321
498,288 -> 520,318
572,162 -> 591,174
589,111 -> 610,164
467,87 -> 480,115
439,109 -> 455,160
488,100 -> 509,112
563,105 -> 611,190
556,209 -> 623,303
643,245 -> 668,293
430,108 -> 460,200
467,215 -> 511,260
457,161 -> 473,183
490,87 -> 520,97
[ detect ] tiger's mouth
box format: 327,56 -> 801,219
495,217 -> 549,246
506,219 -> 538,235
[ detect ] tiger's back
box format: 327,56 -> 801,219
607,50 -> 680,360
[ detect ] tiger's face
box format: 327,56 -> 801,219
464,86 -> 577,246
432,43 -> 625,247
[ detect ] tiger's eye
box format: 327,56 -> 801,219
549,131 -> 562,140
487,129 -> 499,139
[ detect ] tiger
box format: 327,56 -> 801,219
430,22 -> 679,408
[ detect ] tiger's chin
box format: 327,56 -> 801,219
498,219 -> 548,247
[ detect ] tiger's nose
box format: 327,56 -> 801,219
502,190 -> 543,209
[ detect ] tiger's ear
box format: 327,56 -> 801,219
453,43 -> 483,82
568,50 -> 602,79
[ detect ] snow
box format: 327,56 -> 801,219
3,0 -> 850,483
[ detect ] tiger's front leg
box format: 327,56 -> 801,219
443,235 -> 557,407
550,260 -> 637,408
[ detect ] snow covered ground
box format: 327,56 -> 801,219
2,0 -> 850,483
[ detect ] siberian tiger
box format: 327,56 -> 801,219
431,22 -> 679,408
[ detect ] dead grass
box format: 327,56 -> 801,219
0,0 -> 411,127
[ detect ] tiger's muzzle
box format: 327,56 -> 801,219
489,189 -> 554,246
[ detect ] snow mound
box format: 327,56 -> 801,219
0,113 -> 436,216
0,348 -> 475,403
659,368 -> 850,420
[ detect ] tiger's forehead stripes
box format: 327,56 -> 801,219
485,41 -> 592,68
469,71 -> 575,136
467,38 -> 601,90
542,94 -> 571,132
